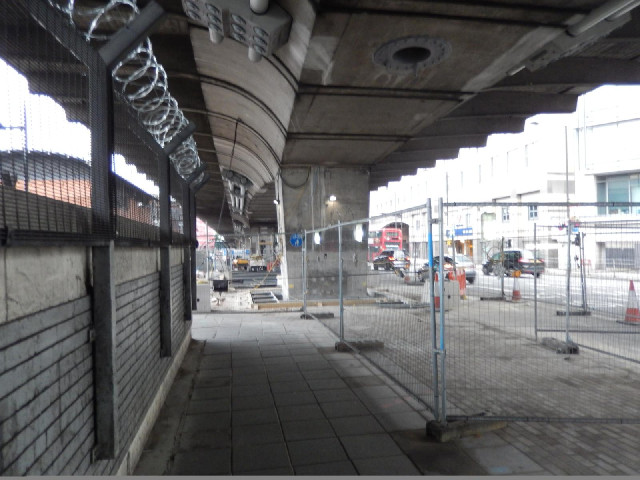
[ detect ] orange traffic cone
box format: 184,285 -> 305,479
433,273 -> 440,310
624,280 -> 640,323
512,276 -> 521,301
457,269 -> 467,299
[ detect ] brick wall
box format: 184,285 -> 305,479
0,297 -> 94,475
0,248 -> 190,475
171,264 -> 186,348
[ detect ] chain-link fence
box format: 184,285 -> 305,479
303,200 -> 640,424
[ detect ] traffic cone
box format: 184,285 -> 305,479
457,269 -> 467,299
512,276 -> 521,301
433,272 -> 440,310
624,280 -> 640,323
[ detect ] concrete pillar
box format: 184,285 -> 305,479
279,167 -> 370,301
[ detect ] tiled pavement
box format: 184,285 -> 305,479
134,311 -> 640,476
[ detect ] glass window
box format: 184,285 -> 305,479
502,207 -> 509,222
597,180 -> 606,215
631,174 -> 640,215
607,176 -> 629,214
528,205 -> 538,220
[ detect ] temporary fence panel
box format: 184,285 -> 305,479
301,200 -> 640,423
303,224 -> 341,317
440,202 -> 640,423
305,210 -> 441,415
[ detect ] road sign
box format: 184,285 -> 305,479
290,233 -> 303,247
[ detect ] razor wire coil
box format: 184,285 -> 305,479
46,0 -> 201,178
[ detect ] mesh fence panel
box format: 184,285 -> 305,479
1,2 -> 187,246
112,96 -> 160,242
305,218 -> 438,413
1,1 -> 94,240
303,202 -> 640,422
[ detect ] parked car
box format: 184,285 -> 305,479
372,249 -> 410,270
417,255 -> 476,283
482,249 -> 545,277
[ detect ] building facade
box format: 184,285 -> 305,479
370,86 -> 640,271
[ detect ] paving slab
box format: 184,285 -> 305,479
232,423 -> 284,446
232,442 -> 290,473
178,429 -> 231,451
294,460 -> 358,475
232,393 -> 275,411
136,311 -> 640,476
181,412 -> 230,432
287,437 -> 349,466
329,415 -> 385,436
340,433 -> 404,460
277,403 -> 325,422
281,418 -> 336,441
186,398 -> 230,415
320,399 -> 370,418
232,407 -> 280,426
352,455 -> 421,475
465,444 -> 547,475
273,389 -> 317,407
170,448 -> 231,475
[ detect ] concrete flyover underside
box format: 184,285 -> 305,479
141,0 -> 640,233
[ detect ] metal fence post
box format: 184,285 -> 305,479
338,222 -> 344,342
438,197 -> 447,423
303,231 -> 308,316
566,220 -> 572,344
427,198 -> 439,422
534,222 -> 538,342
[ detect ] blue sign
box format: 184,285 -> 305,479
290,233 -> 303,247
446,225 -> 473,237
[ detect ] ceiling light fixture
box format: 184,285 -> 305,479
182,0 -> 292,63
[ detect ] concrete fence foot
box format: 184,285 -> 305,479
426,419 -> 507,443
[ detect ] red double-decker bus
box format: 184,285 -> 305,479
368,227 -> 402,260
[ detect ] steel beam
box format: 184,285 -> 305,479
163,122 -> 196,156
92,242 -> 118,459
99,1 -> 165,71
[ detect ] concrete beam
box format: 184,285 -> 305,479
449,91 -> 579,118
380,149 -> 460,166
417,116 -> 528,136
497,56 -> 640,89
400,134 -> 489,152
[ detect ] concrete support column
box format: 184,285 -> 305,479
279,167 -> 370,301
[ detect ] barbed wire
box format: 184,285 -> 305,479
46,0 -> 201,178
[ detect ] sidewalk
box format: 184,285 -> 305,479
134,311 -> 640,475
